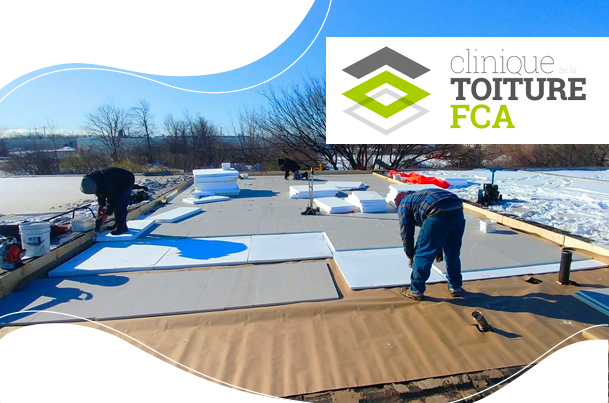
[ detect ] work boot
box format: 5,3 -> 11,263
400,286 -> 424,301
111,226 -> 129,236
449,287 -> 464,298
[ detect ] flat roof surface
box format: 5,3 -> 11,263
148,174 -> 589,266
148,174 -> 403,250
148,174 -> 586,256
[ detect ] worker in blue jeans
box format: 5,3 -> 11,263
395,188 -> 466,301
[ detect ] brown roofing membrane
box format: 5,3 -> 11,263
0,173 -> 608,399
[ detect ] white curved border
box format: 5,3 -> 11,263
0,310 -> 280,399
0,0 -> 332,105
447,323 -> 608,403
0,309 -> 606,401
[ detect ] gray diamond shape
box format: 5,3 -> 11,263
344,88 -> 429,135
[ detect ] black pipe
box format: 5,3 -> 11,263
558,249 -> 573,285
472,311 -> 493,332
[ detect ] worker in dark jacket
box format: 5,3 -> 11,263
278,158 -> 308,180
80,167 -> 135,235
395,188 -> 466,301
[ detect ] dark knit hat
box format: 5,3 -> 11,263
80,177 -> 97,194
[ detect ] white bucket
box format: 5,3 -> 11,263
240,173 -> 249,179
222,162 -> 231,170
20,222 -> 51,257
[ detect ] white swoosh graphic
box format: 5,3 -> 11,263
1,309 -> 605,401
0,310 -> 281,399
0,0 -> 331,104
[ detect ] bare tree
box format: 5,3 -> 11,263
5,150 -> 56,175
163,113 -> 191,171
0,127 -> 7,158
248,76 -> 466,171
59,148 -> 112,174
502,144 -> 598,168
44,121 -> 61,174
83,103 -> 131,161
232,109 -> 287,168
594,145 -> 609,166
131,100 -> 155,163
333,144 -> 460,170
256,76 -> 339,169
160,112 -> 223,171
195,116 -> 221,164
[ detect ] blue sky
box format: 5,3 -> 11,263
1,0 -> 608,134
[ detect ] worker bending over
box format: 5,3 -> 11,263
395,188 -> 466,301
80,167 -> 135,235
278,158 -> 308,180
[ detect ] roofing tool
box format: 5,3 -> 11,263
0,237 -> 25,270
477,168 -> 503,206
94,206 -> 108,233
302,164 -> 323,216
293,171 -> 308,180
472,311 -> 493,332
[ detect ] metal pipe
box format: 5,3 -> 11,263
558,249 -> 573,285
472,311 -> 492,332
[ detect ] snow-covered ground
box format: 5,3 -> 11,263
533,169 -> 609,181
416,169 -> 609,248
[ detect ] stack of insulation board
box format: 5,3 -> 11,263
289,185 -> 339,199
385,184 -> 442,207
314,197 -> 356,214
346,191 -> 387,213
192,167 -> 240,196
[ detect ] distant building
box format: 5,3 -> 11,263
5,138 -> 78,151
5,135 -> 246,152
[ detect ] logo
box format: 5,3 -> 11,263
342,47 -> 431,134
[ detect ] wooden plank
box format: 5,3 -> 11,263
500,216 -> 565,246
563,236 -> 609,261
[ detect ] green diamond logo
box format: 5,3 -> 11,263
343,70 -> 430,119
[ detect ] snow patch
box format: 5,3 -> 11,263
416,169 -> 609,248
